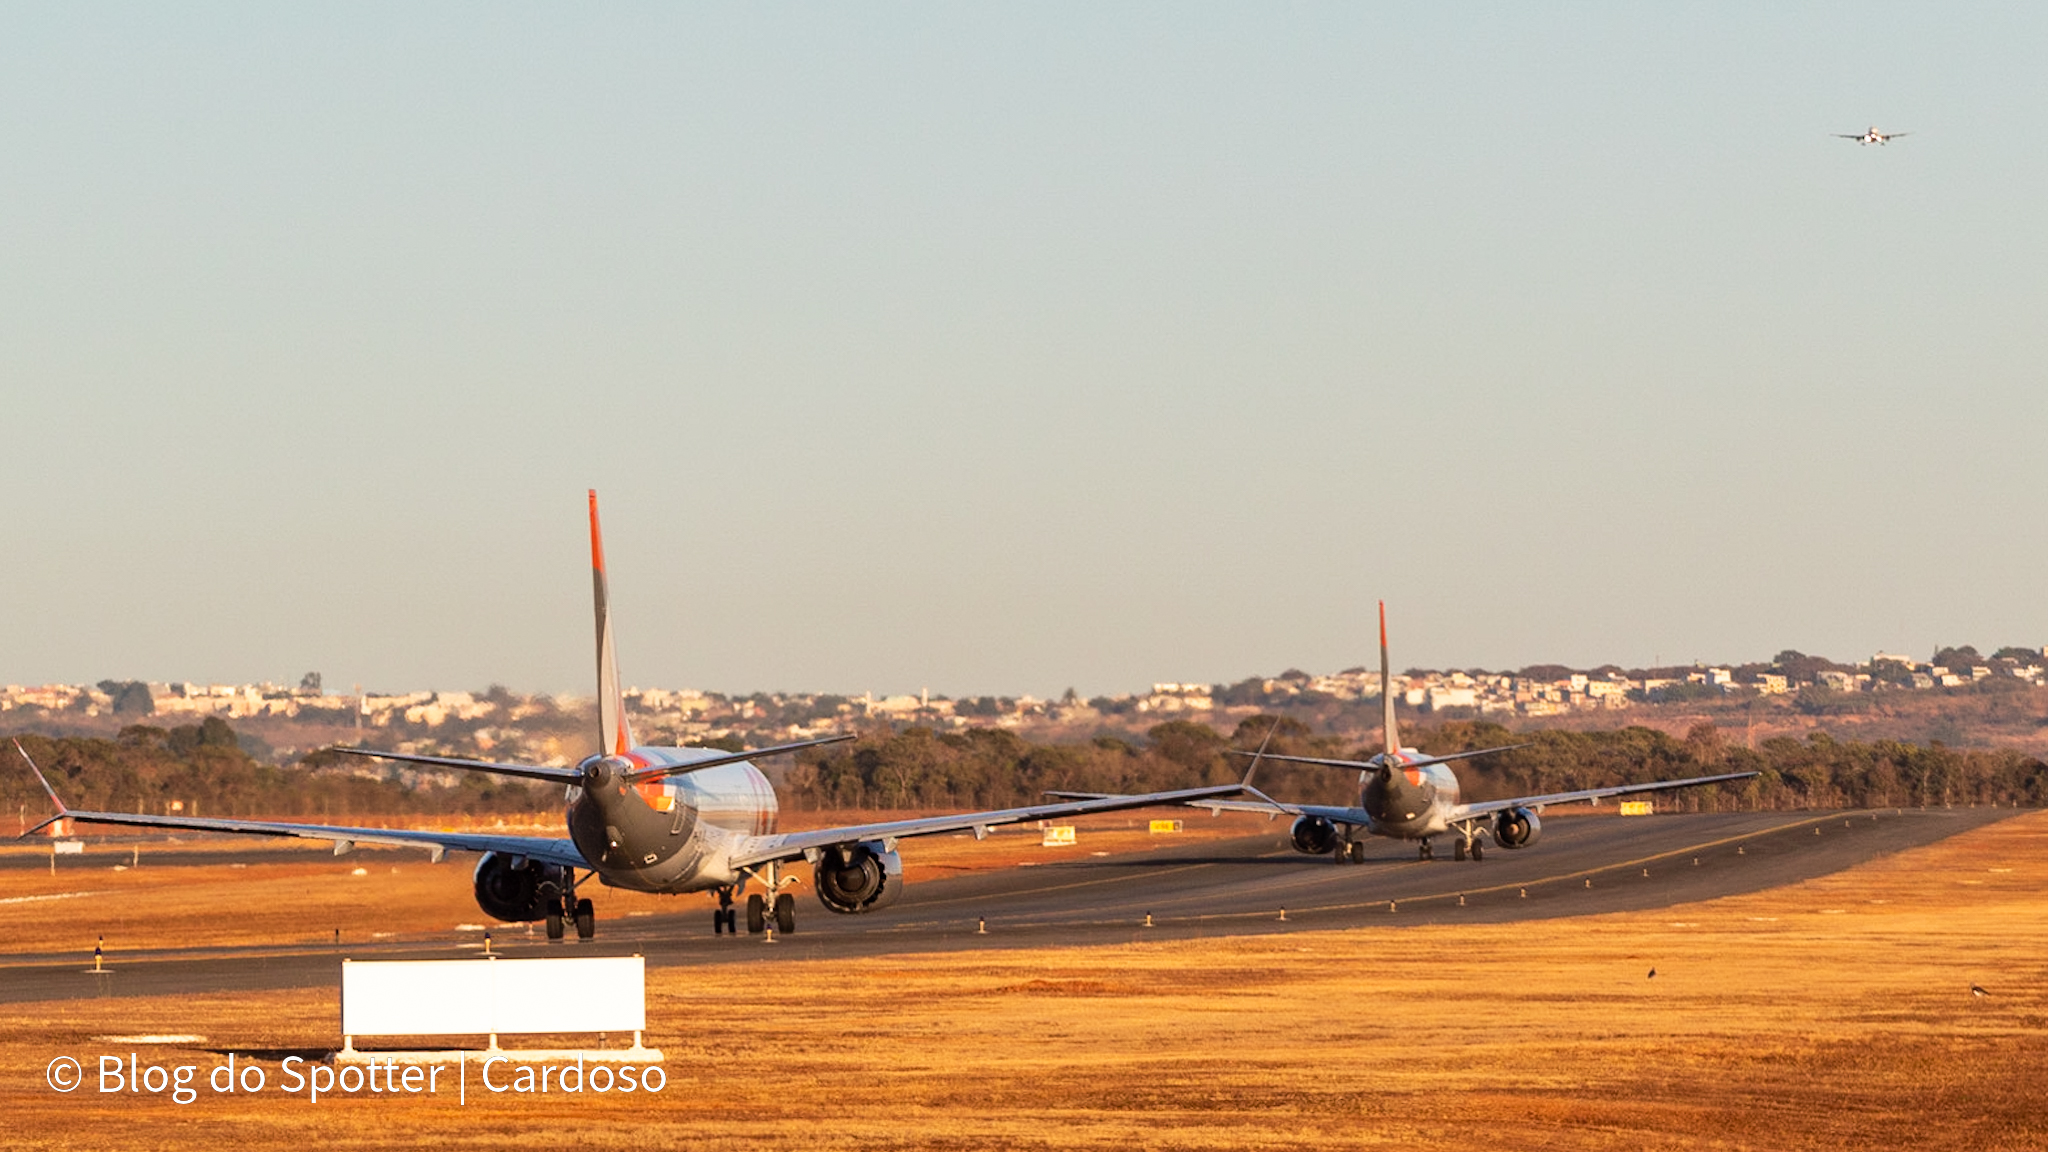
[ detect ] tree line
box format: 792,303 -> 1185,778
4,715 -> 2042,825
783,716 -> 2048,813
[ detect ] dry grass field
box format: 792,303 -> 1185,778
4,812 -> 2045,1150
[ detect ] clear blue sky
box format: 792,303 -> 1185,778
3,5 -> 2043,698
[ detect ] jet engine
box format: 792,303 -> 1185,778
813,842 -> 903,914
472,852 -> 574,921
1290,815 -> 1340,856
1494,806 -> 1541,849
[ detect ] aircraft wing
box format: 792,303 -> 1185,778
26,809 -> 587,868
1044,789 -> 1381,826
727,783 -> 1249,869
1445,770 -> 1759,821
13,741 -> 587,868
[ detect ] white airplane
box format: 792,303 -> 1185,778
16,492 -> 1250,938
1055,603 -> 1756,863
1836,127 -> 1909,145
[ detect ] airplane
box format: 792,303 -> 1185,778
1835,127 -> 1909,145
1053,602 -> 1757,864
14,491 -> 1254,939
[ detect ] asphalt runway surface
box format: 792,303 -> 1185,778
0,807 -> 2018,1004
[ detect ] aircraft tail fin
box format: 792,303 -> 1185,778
1379,600 -> 1401,758
589,490 -> 637,757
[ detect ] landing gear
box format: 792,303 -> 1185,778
1454,840 -> 1466,862
1347,841 -> 1366,864
741,858 -> 801,935
1452,824 -> 1486,863
713,887 -> 738,935
1418,840 -> 1434,862
544,876 -> 595,941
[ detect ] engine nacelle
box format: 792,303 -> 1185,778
813,842 -> 903,915
1290,815 -> 1340,856
472,851 -> 573,922
1494,806 -> 1541,849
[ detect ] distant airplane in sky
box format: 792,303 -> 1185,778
1835,127 -> 1909,145
1055,603 -> 1757,863
18,492 -> 1245,939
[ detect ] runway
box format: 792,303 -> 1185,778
0,807 -> 2015,1003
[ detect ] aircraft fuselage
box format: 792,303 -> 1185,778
564,750 -> 779,894
1357,752 -> 1462,839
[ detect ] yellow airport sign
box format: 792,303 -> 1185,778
1041,826 -> 1077,846
1618,800 -> 1654,816
1149,820 -> 1184,834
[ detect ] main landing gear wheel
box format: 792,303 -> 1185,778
713,888 -> 738,935
1454,840 -> 1467,862
746,894 -> 767,934
1347,842 -> 1366,864
773,893 -> 797,934
1418,841 -> 1434,862
574,897 -> 595,940
545,908 -> 565,940
1470,841 -> 1484,862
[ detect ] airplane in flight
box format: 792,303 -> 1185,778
1835,127 -> 1909,145
16,492 -> 1251,939
1055,603 -> 1757,864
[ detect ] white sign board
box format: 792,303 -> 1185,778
1041,825 -> 1076,846
51,840 -> 85,856
342,956 -> 646,1037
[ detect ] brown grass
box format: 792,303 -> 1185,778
4,813 -> 2046,1149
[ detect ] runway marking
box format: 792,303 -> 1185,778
0,891 -> 101,905
1021,813 -> 1850,928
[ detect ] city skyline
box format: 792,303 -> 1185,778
17,636 -> 2041,709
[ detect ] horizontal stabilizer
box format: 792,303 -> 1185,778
328,747 -> 583,783
1228,744 -> 1528,772
620,734 -> 854,784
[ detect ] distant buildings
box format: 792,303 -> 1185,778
4,645 -> 2043,750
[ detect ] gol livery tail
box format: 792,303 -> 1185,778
1378,600 -> 1401,758
590,490 -> 636,757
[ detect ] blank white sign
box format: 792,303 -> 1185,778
341,956 -> 646,1036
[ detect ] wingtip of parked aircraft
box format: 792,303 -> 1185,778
12,738 -> 72,838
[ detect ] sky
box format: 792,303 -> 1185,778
3,4 -> 2044,699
